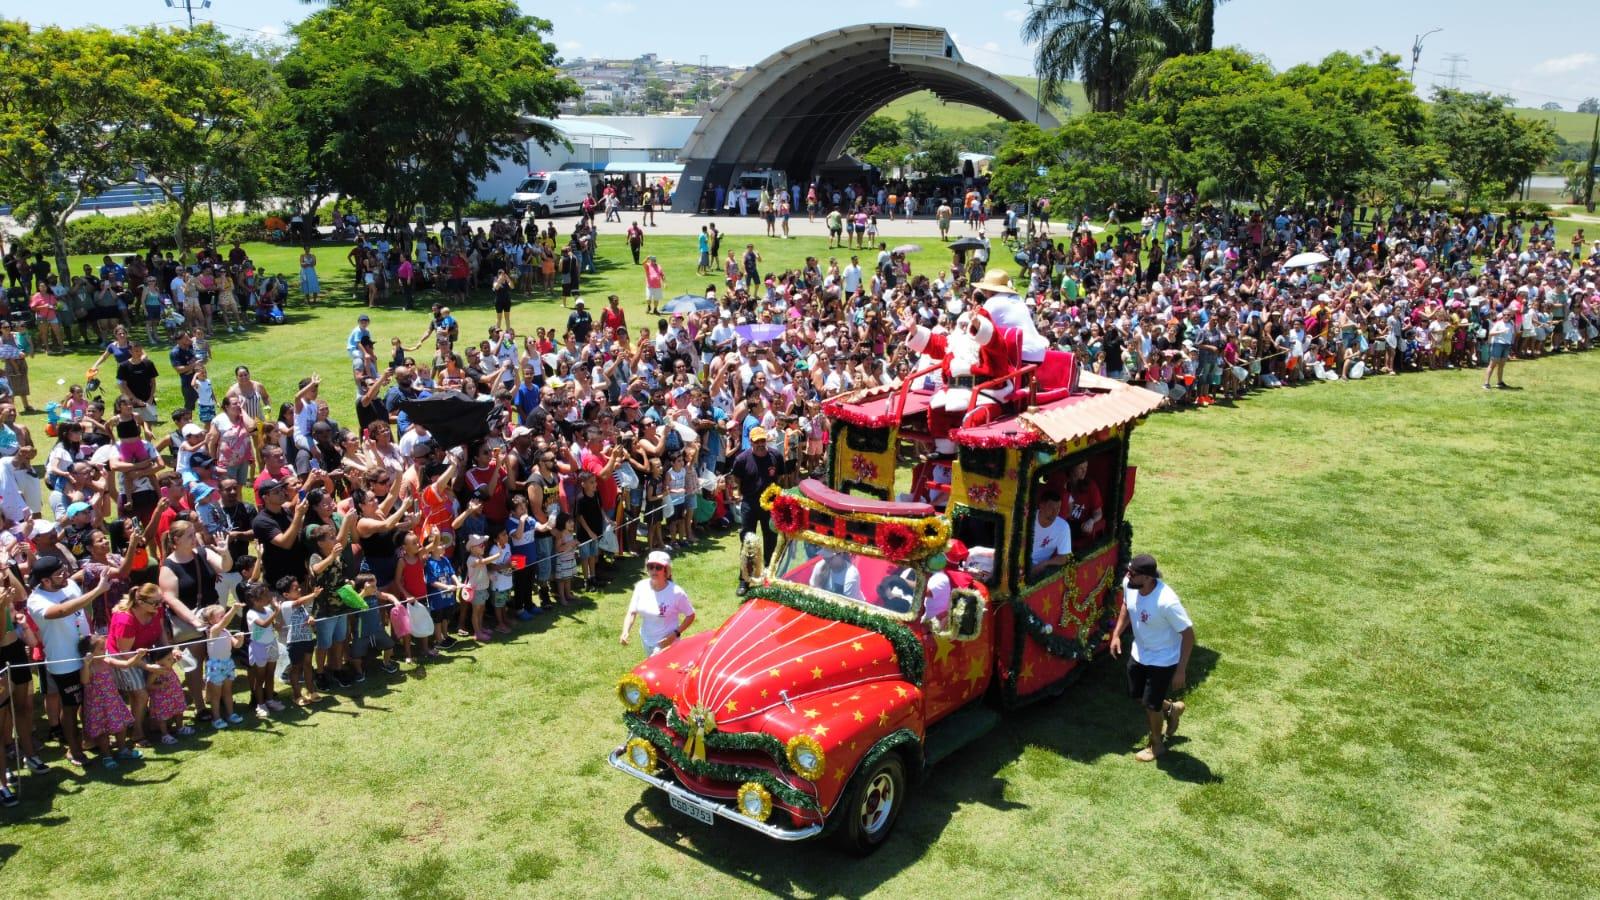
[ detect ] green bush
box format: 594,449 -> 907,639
462,198 -> 511,219
16,203 -> 285,256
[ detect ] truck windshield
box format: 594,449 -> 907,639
515,178 -> 546,194
773,538 -> 924,617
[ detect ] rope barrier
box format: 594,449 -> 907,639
0,490 -> 725,674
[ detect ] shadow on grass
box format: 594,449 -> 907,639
613,643 -> 1223,894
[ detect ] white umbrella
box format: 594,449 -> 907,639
1283,251 -> 1330,269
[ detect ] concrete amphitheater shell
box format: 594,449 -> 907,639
670,23 -> 1060,212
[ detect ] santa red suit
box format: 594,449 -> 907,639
907,308 -> 1021,453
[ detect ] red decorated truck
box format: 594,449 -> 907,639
609,363 -> 1164,851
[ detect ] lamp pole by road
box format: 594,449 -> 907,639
1409,27 -> 1441,82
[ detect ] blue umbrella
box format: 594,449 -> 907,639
736,323 -> 786,343
664,294 -> 717,314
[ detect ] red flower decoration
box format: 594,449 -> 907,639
875,522 -> 919,560
770,495 -> 808,534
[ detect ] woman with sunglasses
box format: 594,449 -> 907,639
618,550 -> 695,658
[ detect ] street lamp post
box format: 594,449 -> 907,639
1410,27 -> 1441,82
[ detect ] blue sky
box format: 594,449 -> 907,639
0,0 -> 1592,108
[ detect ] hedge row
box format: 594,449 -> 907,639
17,204 -> 288,256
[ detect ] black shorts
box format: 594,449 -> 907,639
494,296 -> 512,313
44,668 -> 85,708
2,640 -> 32,684
1127,658 -> 1176,711
288,639 -> 316,665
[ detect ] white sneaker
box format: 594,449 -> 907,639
255,704 -> 271,718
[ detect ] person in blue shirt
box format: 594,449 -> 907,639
512,367 -> 541,424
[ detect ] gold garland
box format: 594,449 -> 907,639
736,781 -> 774,822
760,485 -> 952,559
1059,563 -> 1117,632
616,673 -> 649,713
784,733 -> 827,781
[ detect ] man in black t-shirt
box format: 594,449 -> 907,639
730,427 -> 789,595
169,331 -> 198,410
116,343 -> 160,423
566,298 -> 592,343
251,478 -> 309,585
218,479 -> 257,562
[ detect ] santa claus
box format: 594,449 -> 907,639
907,307 -> 1021,453
973,269 -> 1048,363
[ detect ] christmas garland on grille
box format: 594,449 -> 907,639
623,699 -> 818,812
746,583 -> 926,686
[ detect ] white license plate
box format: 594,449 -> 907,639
669,792 -> 716,826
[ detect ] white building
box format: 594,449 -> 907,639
473,115 -> 701,203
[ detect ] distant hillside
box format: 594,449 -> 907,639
877,75 -> 1594,146
878,75 -> 1079,130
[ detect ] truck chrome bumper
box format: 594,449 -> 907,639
607,748 -> 825,842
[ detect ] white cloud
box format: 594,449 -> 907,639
982,41 -> 1001,52
1002,8 -> 1026,23
561,40 -> 582,52
1535,52 -> 1596,75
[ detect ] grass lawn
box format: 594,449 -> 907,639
4,226 -> 1598,897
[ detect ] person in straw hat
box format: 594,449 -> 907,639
973,268 -> 1049,363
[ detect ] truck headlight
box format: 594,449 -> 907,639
786,733 -> 826,781
624,737 -> 657,773
616,673 -> 648,713
737,782 -> 773,821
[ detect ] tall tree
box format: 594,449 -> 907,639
125,25 -> 276,253
0,23 -> 159,279
280,0 -> 577,245
1430,89 -> 1556,202
1023,0 -> 1168,113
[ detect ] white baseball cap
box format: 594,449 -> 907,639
646,550 -> 672,568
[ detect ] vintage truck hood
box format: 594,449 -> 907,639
665,596 -> 901,730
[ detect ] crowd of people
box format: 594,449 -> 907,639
0,186 -> 1591,806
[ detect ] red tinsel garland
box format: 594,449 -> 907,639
769,495 -> 808,533
875,522 -> 919,560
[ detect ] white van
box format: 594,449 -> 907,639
509,170 -> 594,217
731,169 -> 788,202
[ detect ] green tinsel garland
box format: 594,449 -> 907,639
633,694 -> 798,777
746,584 -> 926,686
858,728 -> 922,781
622,711 -> 819,812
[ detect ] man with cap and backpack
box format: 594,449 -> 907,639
1110,552 -> 1195,762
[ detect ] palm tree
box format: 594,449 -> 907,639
1164,0 -> 1229,54
1023,0 -> 1169,113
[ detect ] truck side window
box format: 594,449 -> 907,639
950,508 -> 1001,586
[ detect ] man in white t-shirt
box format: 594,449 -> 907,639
619,551 -> 696,657
809,549 -> 864,601
26,555 -> 110,767
1110,553 -> 1195,762
1029,490 -> 1073,578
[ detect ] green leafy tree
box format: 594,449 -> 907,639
846,116 -> 903,157
922,137 -> 961,176
1430,89 -> 1557,201
1580,97 -> 1600,115
643,78 -> 670,112
0,23 -> 163,278
902,110 -> 939,149
860,143 -> 914,176
279,0 -> 577,247
125,25 -> 277,252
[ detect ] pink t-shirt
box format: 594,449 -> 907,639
108,609 -> 163,653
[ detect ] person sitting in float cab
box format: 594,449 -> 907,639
1030,489 -> 1073,579
809,548 -> 864,601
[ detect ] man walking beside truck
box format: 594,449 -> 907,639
1109,553 -> 1195,762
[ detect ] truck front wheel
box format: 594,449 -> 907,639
837,753 -> 907,854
